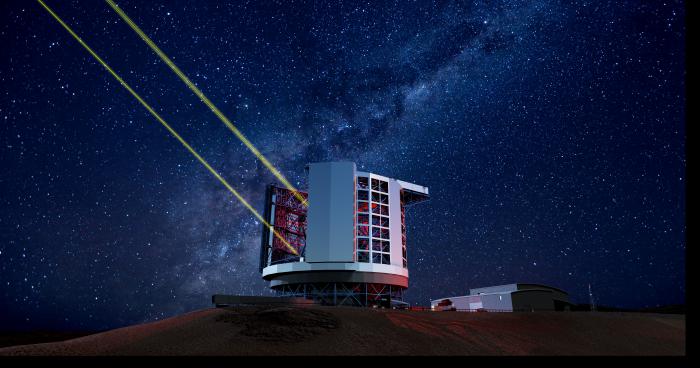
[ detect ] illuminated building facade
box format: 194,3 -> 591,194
259,162 -> 429,306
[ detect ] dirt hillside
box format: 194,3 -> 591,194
0,306 -> 685,355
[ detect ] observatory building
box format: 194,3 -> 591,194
430,283 -> 573,312
259,162 -> 429,306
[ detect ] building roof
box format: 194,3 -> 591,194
432,283 -> 569,303
515,283 -> 569,295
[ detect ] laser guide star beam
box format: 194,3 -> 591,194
36,0 -> 299,256
105,0 -> 309,207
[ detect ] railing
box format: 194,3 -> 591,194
402,306 -> 531,313
404,306 -> 570,313
448,308 -> 512,313
397,306 -> 552,313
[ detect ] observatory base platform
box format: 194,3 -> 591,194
262,262 -> 409,307
273,281 -> 404,307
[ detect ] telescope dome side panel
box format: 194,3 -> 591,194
388,179 -> 403,268
305,162 -> 356,263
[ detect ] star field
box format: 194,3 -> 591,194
0,0 -> 685,330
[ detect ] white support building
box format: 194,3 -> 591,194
431,283 -> 573,312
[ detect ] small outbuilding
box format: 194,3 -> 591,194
430,283 -> 572,312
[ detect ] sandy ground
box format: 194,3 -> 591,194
0,306 -> 685,355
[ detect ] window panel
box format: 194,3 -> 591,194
358,251 -> 369,263
358,176 -> 395,266
372,238 -> 382,251
371,191 -> 388,204
357,225 -> 369,237
358,202 -> 369,213
381,253 -> 390,265
380,228 -> 390,239
357,190 -> 369,201
357,177 -> 369,190
358,214 -> 369,225
372,215 -> 389,227
358,238 -> 369,250
371,179 -> 388,193
382,240 -> 390,252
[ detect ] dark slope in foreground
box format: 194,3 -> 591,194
0,306 -> 685,355
0,331 -> 99,348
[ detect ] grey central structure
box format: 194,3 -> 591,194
306,162 -> 356,263
260,162 -> 429,306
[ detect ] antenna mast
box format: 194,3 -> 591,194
588,283 -> 596,312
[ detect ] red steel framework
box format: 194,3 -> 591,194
260,185 -> 308,269
260,179 -> 429,307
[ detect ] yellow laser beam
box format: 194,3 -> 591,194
36,0 -> 299,256
105,0 -> 309,207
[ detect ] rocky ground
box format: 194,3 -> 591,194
0,305 -> 685,355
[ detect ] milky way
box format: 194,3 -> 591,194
0,0 -> 685,330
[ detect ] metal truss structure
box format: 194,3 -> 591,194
274,282 -> 404,307
260,185 -> 308,271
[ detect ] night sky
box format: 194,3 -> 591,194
0,0 -> 685,331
